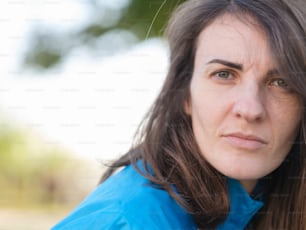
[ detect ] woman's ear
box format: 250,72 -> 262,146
184,99 -> 192,116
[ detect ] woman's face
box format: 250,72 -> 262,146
185,15 -> 302,191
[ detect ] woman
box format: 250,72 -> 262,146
52,0 -> 306,229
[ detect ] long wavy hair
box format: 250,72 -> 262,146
101,0 -> 306,229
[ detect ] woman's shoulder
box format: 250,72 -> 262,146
51,164 -> 197,230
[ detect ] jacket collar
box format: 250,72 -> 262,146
217,178 -> 264,229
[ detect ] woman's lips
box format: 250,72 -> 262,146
222,133 -> 267,150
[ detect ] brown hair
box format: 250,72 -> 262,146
101,0 -> 306,229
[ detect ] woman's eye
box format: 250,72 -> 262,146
215,71 -> 232,79
270,78 -> 289,88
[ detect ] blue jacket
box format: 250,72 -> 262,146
52,164 -> 263,229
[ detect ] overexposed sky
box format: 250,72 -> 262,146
0,0 -> 168,160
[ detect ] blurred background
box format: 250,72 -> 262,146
0,0 -> 185,229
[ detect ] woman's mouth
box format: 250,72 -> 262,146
222,133 -> 267,150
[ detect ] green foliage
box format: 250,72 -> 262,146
25,49 -> 62,70
22,0 -> 186,71
0,123 -> 88,209
117,0 -> 185,39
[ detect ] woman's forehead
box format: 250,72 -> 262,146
194,14 -> 276,70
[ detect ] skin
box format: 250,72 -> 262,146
185,14 -> 302,193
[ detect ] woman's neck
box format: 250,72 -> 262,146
239,179 -> 258,194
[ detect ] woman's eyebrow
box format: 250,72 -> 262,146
267,68 -> 280,77
206,59 -> 243,70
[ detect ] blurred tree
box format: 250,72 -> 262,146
0,121 -> 88,208
23,0 -> 186,71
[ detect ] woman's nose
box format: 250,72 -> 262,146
232,84 -> 266,122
